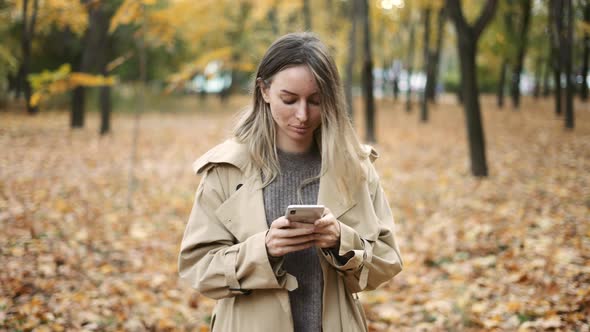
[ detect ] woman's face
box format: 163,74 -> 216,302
261,65 -> 322,153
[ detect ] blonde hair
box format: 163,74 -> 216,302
233,32 -> 367,197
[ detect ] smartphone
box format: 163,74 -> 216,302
285,205 -> 325,223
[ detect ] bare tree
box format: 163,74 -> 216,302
581,0 -> 590,101
420,8 -> 431,123
427,7 -> 446,102
497,58 -> 508,108
549,4 -> 562,116
562,0 -> 574,128
446,0 -> 498,177
510,0 -> 532,109
550,0 -> 575,128
71,0 -> 112,128
360,0 -> 376,142
405,23 -> 415,113
345,0 -> 358,119
20,0 -> 39,114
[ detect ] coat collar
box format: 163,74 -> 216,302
192,139 -> 251,175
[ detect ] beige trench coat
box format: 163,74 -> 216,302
178,139 -> 403,332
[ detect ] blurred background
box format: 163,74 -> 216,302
0,0 -> 589,331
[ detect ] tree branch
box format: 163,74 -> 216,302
474,0 -> 498,38
445,0 -> 468,33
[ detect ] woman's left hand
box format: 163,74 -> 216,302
313,207 -> 341,249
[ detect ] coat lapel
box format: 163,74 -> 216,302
317,167 -> 357,219
214,171 -> 269,243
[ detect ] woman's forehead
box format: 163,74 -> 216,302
271,65 -> 319,95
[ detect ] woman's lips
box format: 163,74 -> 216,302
291,125 -> 309,134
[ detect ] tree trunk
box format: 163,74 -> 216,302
510,0 -> 532,110
71,87 -> 85,127
428,7 -> 446,102
99,76 -> 111,135
345,0 -> 358,119
71,0 -> 106,128
542,50 -> 551,97
563,0 -> 574,129
580,1 -> 589,101
533,55 -> 542,98
447,0 -> 497,177
553,68 -> 562,116
497,59 -> 507,108
14,67 -> 23,99
550,0 -> 562,116
21,0 -> 39,114
360,0 -> 376,142
391,57 -> 402,101
98,40 -> 111,135
406,24 -> 415,113
421,8 -> 431,123
459,39 -> 488,176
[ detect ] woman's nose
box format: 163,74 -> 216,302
295,102 -> 308,122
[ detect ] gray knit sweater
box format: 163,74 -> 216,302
263,148 -> 323,332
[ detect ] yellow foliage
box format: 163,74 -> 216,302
578,21 -> 590,35
28,64 -> 116,108
0,44 -> 18,72
109,0 -> 143,33
69,73 -> 117,87
30,92 -> 42,108
13,0 -> 88,36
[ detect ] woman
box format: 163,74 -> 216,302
178,32 -> 402,332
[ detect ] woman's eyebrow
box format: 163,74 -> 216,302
280,89 -> 298,95
280,89 -> 319,96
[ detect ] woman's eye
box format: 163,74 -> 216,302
282,99 -> 296,105
309,99 -> 320,106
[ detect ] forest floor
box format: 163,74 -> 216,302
1,94 -> 589,331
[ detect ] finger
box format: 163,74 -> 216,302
288,221 -> 316,229
312,226 -> 335,235
314,217 -> 335,228
313,233 -> 338,242
270,217 -> 291,229
314,241 -> 336,249
273,241 -> 316,256
274,233 -> 317,246
314,237 -> 338,249
322,207 -> 332,217
273,226 -> 315,238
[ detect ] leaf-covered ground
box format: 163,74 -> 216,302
1,95 -> 588,331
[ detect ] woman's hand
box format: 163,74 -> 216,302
313,207 -> 341,249
265,217 -> 316,257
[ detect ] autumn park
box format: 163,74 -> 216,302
1,0 -> 589,330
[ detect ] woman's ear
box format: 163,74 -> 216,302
257,78 -> 270,103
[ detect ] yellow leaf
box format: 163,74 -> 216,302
100,264 -> 114,274
54,198 -> 71,213
506,301 -> 521,312
30,92 -> 42,107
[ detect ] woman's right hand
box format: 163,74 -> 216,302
265,217 -> 316,257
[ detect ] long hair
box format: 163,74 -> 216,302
233,32 -> 367,197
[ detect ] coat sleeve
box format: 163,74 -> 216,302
320,162 -> 403,293
178,166 -> 296,299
